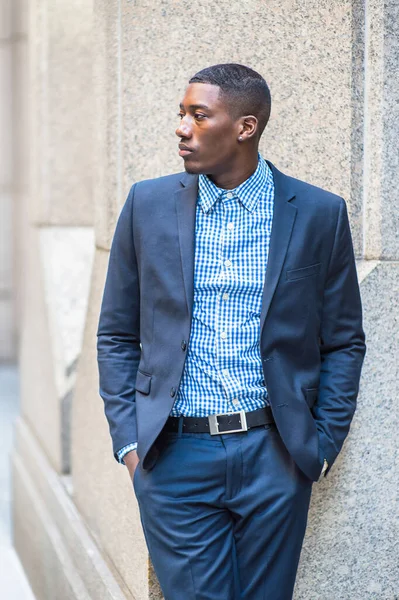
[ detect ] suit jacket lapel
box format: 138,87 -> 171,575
260,163 -> 297,332
175,172 -> 198,317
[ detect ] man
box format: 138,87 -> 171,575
97,63 -> 366,599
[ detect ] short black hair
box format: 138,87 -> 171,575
189,63 -> 271,138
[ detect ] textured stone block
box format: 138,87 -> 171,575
11,38 -> 29,192
13,417 -> 129,600
0,0 -> 11,40
11,1 -> 399,599
123,0 -> 353,191
349,0 -> 366,257
380,0 -> 399,260
38,226 -> 94,471
0,297 -> 15,362
93,0 -> 125,250
0,45 -> 12,188
0,193 -> 13,292
71,248 -> 149,599
29,0 -> 94,226
18,225 -> 61,472
361,0 -> 399,261
96,0 -> 356,251
13,455 -> 87,600
11,0 -> 29,38
295,262 -> 399,599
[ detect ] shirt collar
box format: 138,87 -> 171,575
198,154 -> 272,214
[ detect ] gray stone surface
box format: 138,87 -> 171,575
121,0 -> 352,193
356,259 -> 379,284
0,45 -> 12,188
0,366 -> 36,599
19,225 -> 63,472
0,297 -> 15,361
12,38 -> 29,193
0,12 -> 16,360
18,226 -> 94,474
295,261 -> 399,599
96,0 -> 356,251
13,415 -> 131,600
361,0 -> 399,261
349,0 -> 365,257
93,0 -> 124,251
71,249 -> 149,600
381,0 -> 399,259
29,0 -> 94,226
0,0 -> 11,40
39,227 -> 95,401
0,193 -> 13,291
11,0 -> 29,39
8,0 -> 399,598
360,0 -> 384,260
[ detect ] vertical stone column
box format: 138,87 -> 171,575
10,0 -> 30,329
73,2 -> 367,599
295,2 -> 399,598
11,1 -> 399,599
0,0 -> 16,361
71,2 -> 151,597
17,0 -> 95,474
360,0 -> 399,261
12,0 -> 101,597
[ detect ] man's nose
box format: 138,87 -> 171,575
175,117 -> 192,138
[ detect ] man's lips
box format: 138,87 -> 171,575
178,144 -> 194,157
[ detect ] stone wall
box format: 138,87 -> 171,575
9,1 -> 399,599
0,0 -> 20,361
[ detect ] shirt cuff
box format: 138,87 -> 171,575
117,442 -> 138,464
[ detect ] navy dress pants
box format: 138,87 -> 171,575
133,424 -> 313,600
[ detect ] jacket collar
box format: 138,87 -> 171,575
179,160 -> 296,205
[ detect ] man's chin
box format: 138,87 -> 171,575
182,158 -> 205,175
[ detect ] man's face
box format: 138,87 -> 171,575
176,83 -> 240,176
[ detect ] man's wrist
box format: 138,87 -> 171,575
117,442 -> 138,464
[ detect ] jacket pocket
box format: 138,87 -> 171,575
286,262 -> 321,281
135,370 -> 152,395
305,387 -> 319,408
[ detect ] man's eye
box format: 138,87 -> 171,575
195,114 -> 206,120
177,113 -> 184,119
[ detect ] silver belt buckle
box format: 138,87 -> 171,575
208,410 -> 248,435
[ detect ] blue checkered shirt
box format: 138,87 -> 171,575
117,154 -> 274,463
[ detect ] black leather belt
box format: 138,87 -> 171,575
165,406 -> 275,435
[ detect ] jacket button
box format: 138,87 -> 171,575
181,340 -> 187,351
170,387 -> 176,397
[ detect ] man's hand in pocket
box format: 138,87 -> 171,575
124,450 -> 140,482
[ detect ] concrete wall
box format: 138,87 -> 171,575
10,1 -> 399,599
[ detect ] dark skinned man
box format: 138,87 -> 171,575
97,63 -> 366,599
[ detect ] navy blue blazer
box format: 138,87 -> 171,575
97,162 -> 366,482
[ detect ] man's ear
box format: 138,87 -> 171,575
238,115 -> 258,141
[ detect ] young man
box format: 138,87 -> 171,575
97,63 -> 366,599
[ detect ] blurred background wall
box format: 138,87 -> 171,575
1,0 -> 398,598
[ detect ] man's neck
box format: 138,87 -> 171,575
208,153 -> 259,190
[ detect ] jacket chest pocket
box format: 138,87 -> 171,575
286,262 -> 321,281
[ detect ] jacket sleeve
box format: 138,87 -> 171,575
97,184 -> 140,460
314,197 -> 366,473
